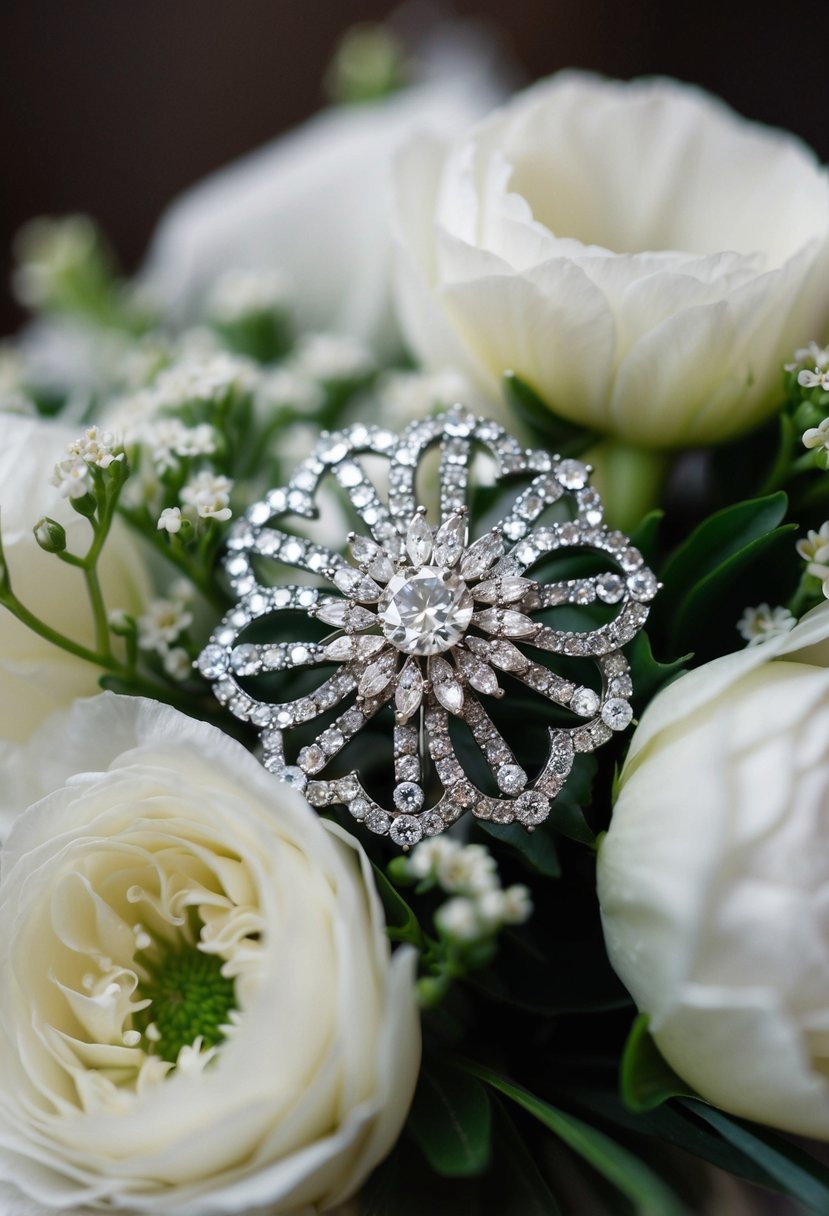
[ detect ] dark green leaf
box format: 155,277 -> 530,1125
548,797 -> 596,846
630,509 -> 663,566
409,1062 -> 492,1177
626,632 -> 690,712
621,1015 -> 692,1112
672,523 -> 796,647
466,1064 -> 687,1216
488,1097 -> 562,1214
476,820 -> 561,876
371,864 -> 424,947
684,1101 -> 829,1216
660,492 -> 788,606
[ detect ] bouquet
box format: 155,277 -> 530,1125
3,18 -> 829,1215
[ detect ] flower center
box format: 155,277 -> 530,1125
134,937 -> 237,1064
378,566 -> 474,655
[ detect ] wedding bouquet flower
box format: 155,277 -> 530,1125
4,18 -> 829,1214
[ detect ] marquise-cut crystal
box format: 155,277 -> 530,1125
379,567 -> 473,655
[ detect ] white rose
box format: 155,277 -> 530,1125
143,37 -> 503,359
598,603 -> 829,1136
0,414 -> 151,744
0,693 -> 420,1214
394,71 -> 829,447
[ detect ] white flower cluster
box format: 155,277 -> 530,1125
207,267 -> 291,324
736,602 -> 796,646
797,521 -> 829,597
135,580 -> 194,680
407,837 -> 532,943
180,469 -> 234,522
50,425 -> 124,498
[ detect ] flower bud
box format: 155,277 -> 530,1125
69,492 -> 97,518
32,517 -> 67,553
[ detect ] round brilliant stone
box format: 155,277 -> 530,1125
515,790 -> 551,826
571,688 -> 600,717
393,782 -> 424,812
281,766 -> 307,792
497,764 -> 528,794
602,697 -> 634,731
378,566 -> 473,655
389,815 -> 423,848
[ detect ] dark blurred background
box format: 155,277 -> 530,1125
1,0 -> 828,335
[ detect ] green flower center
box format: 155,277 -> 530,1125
134,938 -> 237,1064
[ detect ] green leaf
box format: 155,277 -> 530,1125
502,371 -> 596,453
409,1062 -> 492,1177
672,523 -> 796,647
548,797 -> 596,846
466,1064 -> 687,1216
621,1014 -> 692,1112
660,492 -> 788,600
626,632 -> 691,713
630,509 -> 663,566
488,1097 -> 562,1214
476,820 -> 561,876
684,1102 -> 829,1216
371,864 -> 424,947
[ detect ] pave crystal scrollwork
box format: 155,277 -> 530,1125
199,410 -> 658,848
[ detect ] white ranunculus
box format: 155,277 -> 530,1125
0,414 -> 151,744
598,603 -> 829,1136
0,693 -> 420,1214
394,72 -> 829,447
143,38 -> 504,360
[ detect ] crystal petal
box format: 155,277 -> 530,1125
429,655 -> 464,714
473,608 -> 538,637
474,575 -> 534,604
359,650 -> 398,696
433,513 -> 467,567
406,512 -> 433,567
460,531 -> 504,578
333,567 -> 382,602
395,658 -> 424,719
348,534 -> 396,582
324,634 -> 386,662
465,635 -> 529,672
455,649 -> 500,696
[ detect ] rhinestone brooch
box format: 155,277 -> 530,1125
199,410 -> 657,849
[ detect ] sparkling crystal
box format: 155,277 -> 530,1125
349,534 -> 395,582
570,688 -> 600,717
466,636 -> 529,673
460,531 -> 504,578
393,782 -> 424,813
455,649 -> 500,696
515,790 -> 551,825
365,808 -> 391,834
627,569 -> 659,601
379,568 -> 473,655
323,634 -> 386,661
351,797 -> 369,820
281,766 -> 307,792
433,513 -> 466,567
596,573 -> 625,604
298,744 -> 325,773
497,763 -> 527,794
230,644 -> 260,675
429,655 -> 464,713
390,815 -> 423,848
602,697 -> 633,731
395,658 -> 424,719
306,782 -> 331,806
556,458 -> 589,489
474,608 -> 538,638
333,567 -> 382,602
198,644 -> 228,679
474,575 -> 534,604
359,650 -> 398,697
406,512 -> 433,566
397,754 -> 420,781
320,728 -> 345,755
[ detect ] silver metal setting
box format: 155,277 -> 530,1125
199,410 -> 657,848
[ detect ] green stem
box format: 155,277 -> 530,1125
584,441 -> 670,533
0,586 -> 111,668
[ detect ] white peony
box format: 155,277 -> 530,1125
0,693 -> 420,1214
598,602 -> 829,1136
394,72 -> 829,447
0,413 -> 151,744
143,36 -> 504,360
